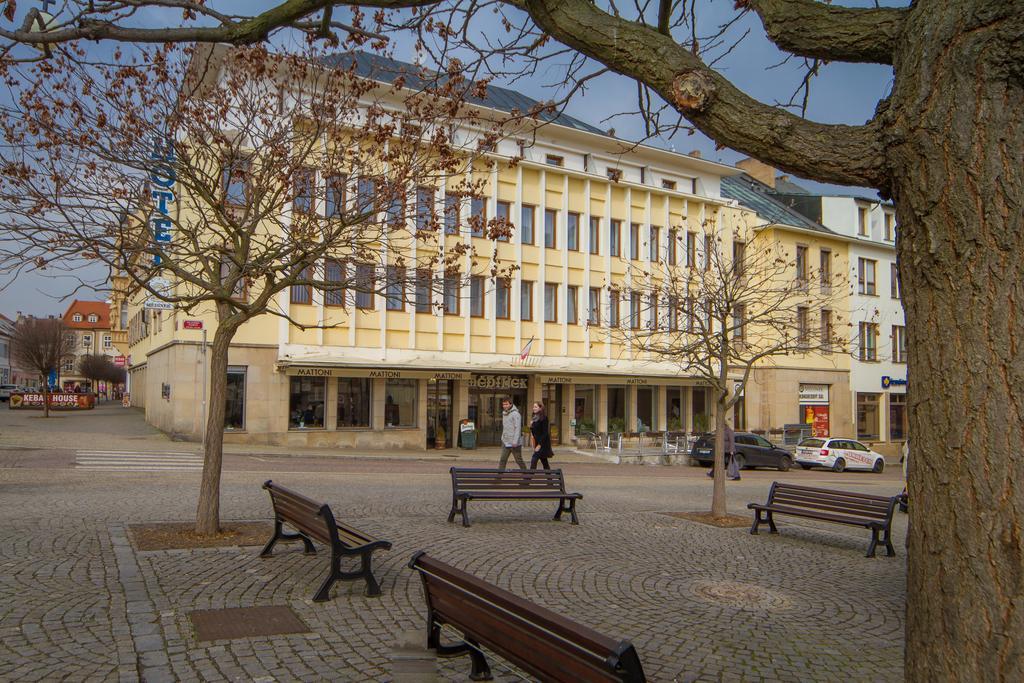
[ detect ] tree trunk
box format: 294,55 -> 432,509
41,375 -> 49,418
710,395 -> 727,518
888,1 -> 1024,679
194,317 -> 240,535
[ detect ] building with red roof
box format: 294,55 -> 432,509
60,300 -> 117,392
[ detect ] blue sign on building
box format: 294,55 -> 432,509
149,137 -> 175,262
881,376 -> 907,389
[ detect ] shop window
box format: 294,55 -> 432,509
567,212 -> 579,251
666,387 -> 684,431
691,387 -> 709,432
289,376 -> 326,429
857,392 -> 880,441
589,217 -> 600,255
521,205 -> 535,245
889,393 -> 907,441
544,209 -> 557,249
574,384 -> 596,435
385,379 -> 417,428
607,386 -> 627,434
225,366 -> 246,430
636,386 -> 656,432
337,378 -> 371,428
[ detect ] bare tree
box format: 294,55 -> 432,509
605,221 -> 846,518
1,1 -> 1022,675
0,42 -> 504,534
10,317 -> 73,418
77,353 -> 111,396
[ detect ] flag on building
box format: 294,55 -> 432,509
519,336 -> 534,361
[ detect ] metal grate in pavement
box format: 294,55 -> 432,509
189,605 -> 311,641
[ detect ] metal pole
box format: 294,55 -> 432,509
200,328 -> 207,449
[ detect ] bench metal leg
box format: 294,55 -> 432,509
359,552 -> 382,597
447,496 -> 458,523
866,529 -> 880,558
313,557 -> 339,602
767,511 -> 778,534
461,500 -> 471,528
569,499 -> 579,525
466,639 -> 493,681
428,624 -> 493,681
883,527 -> 896,557
260,519 -> 316,557
749,510 -> 761,535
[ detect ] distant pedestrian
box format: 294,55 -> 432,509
498,397 -> 526,470
706,421 -> 740,480
529,402 -> 553,470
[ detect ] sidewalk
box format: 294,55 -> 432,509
0,401 -> 597,463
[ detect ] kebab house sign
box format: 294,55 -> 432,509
9,392 -> 96,410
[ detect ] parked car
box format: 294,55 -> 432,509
794,437 -> 886,473
0,384 -> 19,402
690,432 -> 794,471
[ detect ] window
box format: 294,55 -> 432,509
521,205 -> 535,245
385,189 -> 404,228
386,266 -> 404,311
588,288 -> 601,326
858,258 -> 877,295
796,245 -> 809,284
858,207 -> 869,236
609,290 -> 620,327
667,228 -> 677,265
225,367 -> 246,430
415,186 -> 435,232
443,276 -> 460,315
384,379 -> 417,428
520,280 -> 534,321
567,212 -> 580,251
470,197 -> 486,237
337,378 -> 371,428
325,175 -> 345,218
892,325 -> 907,363
62,358 -> 74,372
610,220 -> 622,257
820,249 -> 832,289
685,297 -> 696,333
704,234 -> 713,271
733,304 -> 746,341
444,193 -> 461,234
891,263 -> 901,299
356,177 -> 377,214
544,209 -> 557,249
290,266 -> 312,305
884,212 -> 895,241
859,322 -> 878,361
629,223 -> 640,260
544,283 -> 558,322
496,278 -> 511,319
797,306 -> 809,348
415,269 -> 432,313
289,376 -> 326,429
733,240 -> 746,276
324,259 -> 346,307
649,226 -> 660,262
629,292 -> 641,329
567,285 -> 579,324
293,169 -> 315,214
667,296 -> 679,331
72,313 -> 82,322
821,309 -> 833,353
589,217 -> 600,255
470,276 -> 485,317
88,313 -> 98,323
82,333 -> 92,349
495,200 -> 511,242
691,178 -> 699,194
889,393 -> 907,441
355,263 -> 375,310
662,179 -> 677,190
545,154 -> 564,167
119,302 -> 128,329
607,168 -> 622,182
222,158 -> 249,206
686,232 -> 697,268
648,294 -> 659,330
857,393 -> 880,440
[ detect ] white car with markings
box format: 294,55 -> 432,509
795,437 -> 886,473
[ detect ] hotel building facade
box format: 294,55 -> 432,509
119,49 -> 854,451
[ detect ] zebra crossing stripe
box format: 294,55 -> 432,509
75,450 -> 204,471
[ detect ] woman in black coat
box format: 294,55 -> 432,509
529,402 -> 554,469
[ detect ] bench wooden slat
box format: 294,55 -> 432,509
449,468 -> 582,527
747,481 -> 898,558
410,552 -> 645,682
261,480 -> 392,601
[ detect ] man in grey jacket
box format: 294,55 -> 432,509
498,398 -> 526,470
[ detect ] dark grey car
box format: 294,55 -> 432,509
690,432 -> 794,471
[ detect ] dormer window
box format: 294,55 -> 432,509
662,179 -> 677,191
88,314 -> 98,323
545,154 -> 564,167
607,168 -> 623,182
72,314 -> 82,322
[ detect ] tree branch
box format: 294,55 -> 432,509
522,0 -> 888,189
744,0 -> 908,65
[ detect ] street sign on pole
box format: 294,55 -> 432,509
143,300 -> 173,310
183,320 -> 204,330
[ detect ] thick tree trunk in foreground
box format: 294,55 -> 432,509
711,397 -> 727,518
889,1 -> 1024,678
194,318 -> 240,535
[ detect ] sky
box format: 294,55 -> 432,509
0,0 -> 904,319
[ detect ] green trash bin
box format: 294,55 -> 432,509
459,420 -> 477,449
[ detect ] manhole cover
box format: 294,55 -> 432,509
689,580 -> 796,612
189,605 -> 310,641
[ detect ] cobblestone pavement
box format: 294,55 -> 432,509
0,448 -> 907,682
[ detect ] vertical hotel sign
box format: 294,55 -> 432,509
149,137 -> 176,264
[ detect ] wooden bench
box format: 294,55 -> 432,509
448,467 -> 582,527
747,482 -> 899,557
409,551 -> 646,682
260,480 -> 392,601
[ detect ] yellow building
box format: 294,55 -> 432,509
121,48 -> 852,450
